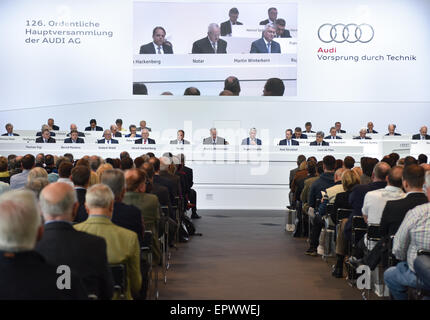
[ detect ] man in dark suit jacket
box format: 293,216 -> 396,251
47,118 -> 59,131
275,19 -> 291,38
294,127 -> 307,139
259,7 -> 278,25
71,165 -> 91,223
67,124 -> 85,137
85,119 -> 103,131
220,7 -> 243,36
241,128 -> 262,145
36,182 -> 113,299
385,124 -> 401,136
2,123 -> 19,136
97,130 -> 118,144
412,126 -> 430,140
325,127 -> 342,140
140,26 -> 173,54
279,129 -> 299,145
366,121 -> 378,134
64,130 -> 84,143
250,24 -> 281,53
354,128 -> 372,140
335,122 -> 346,133
192,23 -> 227,54
310,131 -> 329,146
0,189 -> 87,300
36,129 -> 56,143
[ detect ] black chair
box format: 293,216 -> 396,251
414,250 -> 430,300
367,224 -> 381,242
346,216 -> 367,284
109,264 -> 127,300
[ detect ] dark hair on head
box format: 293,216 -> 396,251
275,18 -> 286,26
268,7 -> 277,13
418,154 -> 428,165
264,78 -> 284,96
0,157 -> 8,172
224,76 -> 241,95
22,154 -> 35,170
134,156 -> 145,169
58,161 -> 73,178
90,119 -> 97,124
64,153 -> 74,163
362,157 -> 378,177
125,168 -> 148,192
307,156 -> 317,162
404,156 -> 418,167
294,127 -> 302,132
112,158 -> 121,169
115,119 -> 123,125
305,122 -> 312,127
297,155 -> 306,166
71,165 -> 91,186
45,154 -> 55,166
323,155 -> 336,171
389,152 -> 400,164
146,152 -> 155,158
105,158 -> 114,166
316,161 -> 324,175
184,87 -> 200,95
149,157 -> 160,172
229,7 -> 239,14
343,156 -> 355,169
133,82 -> 148,95
120,157 -> 134,170
307,160 -> 317,176
76,158 -> 90,168
120,151 -> 130,160
403,164 -> 425,188
142,162 -> 155,179
381,155 -> 395,167
387,166 -> 404,188
335,159 -> 343,170
152,26 -> 166,36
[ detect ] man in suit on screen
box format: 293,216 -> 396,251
353,128 -> 372,140
259,7 -> 278,25
170,130 -> 190,144
192,23 -> 227,54
279,129 -> 299,146
310,131 -> 329,146
140,27 -> 173,54
135,128 -> 155,144
35,129 -> 56,143
325,127 -> 342,140
220,7 -> 243,36
241,128 -> 262,145
412,126 -> 430,140
250,23 -> 281,54
85,119 -> 103,132
97,130 -> 118,144
275,19 -> 291,38
2,123 -> 19,136
203,128 -> 228,145
64,130 -> 84,143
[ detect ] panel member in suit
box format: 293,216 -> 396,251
0,190 -> 87,300
259,7 -> 278,25
279,129 -> 299,146
97,129 -> 119,144
85,119 -> 103,131
220,7 -> 243,36
170,129 -> 190,144
412,126 -> 430,140
385,123 -> 401,136
304,122 -> 315,133
139,26 -> 173,54
64,130 -> 85,143
242,128 -> 262,145
335,122 -> 346,133
125,125 -> 142,138
137,120 -> 151,132
2,123 -> 19,136
36,124 -> 56,137
67,124 -> 85,137
203,128 -> 228,145
110,125 -> 122,137
353,128 -> 372,140
275,19 -> 291,38
35,129 -> 56,143
192,23 -> 227,54
310,131 -> 329,146
36,182 -> 113,299
47,118 -> 59,131
250,23 -> 281,53
135,128 -> 155,144
294,127 -> 307,139
367,121 -> 378,134
325,127 -> 342,140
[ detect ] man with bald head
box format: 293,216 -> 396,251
35,182 -> 113,299
385,124 -> 401,136
366,121 -> 378,134
224,76 -> 241,96
67,124 -> 85,137
97,129 -> 118,144
412,126 -> 430,140
192,23 -> 227,53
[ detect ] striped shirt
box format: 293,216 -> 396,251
393,202 -> 430,272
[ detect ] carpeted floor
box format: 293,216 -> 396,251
158,210 -> 368,300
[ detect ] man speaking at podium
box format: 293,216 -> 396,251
250,24 -> 281,53
140,27 -> 173,54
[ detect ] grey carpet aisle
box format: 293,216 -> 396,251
158,210 -> 365,300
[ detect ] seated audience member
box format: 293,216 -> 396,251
63,153 -> 74,164
115,119 -> 126,132
290,161 -> 308,203
310,131 -> 329,146
279,129 -> 299,146
250,23 -> 280,54
404,156 -> 418,167
384,171 -> 430,300
125,125 -> 141,138
96,163 -> 114,181
294,160 -> 317,206
412,125 -> 430,140
161,91 -> 173,95
263,78 -> 285,96
0,157 -> 10,184
120,152 -> 130,161
0,189 -> 87,299
137,120 -> 151,132
10,154 -> 35,189
143,162 -> 173,213
85,119 -> 103,131
67,124 -> 85,137
120,158 -> 134,171
192,23 -> 227,54
334,122 -> 346,134
36,129 -> 56,144
159,156 -> 183,202
385,123 -> 401,136
57,161 -> 74,186
178,153 -> 199,218
318,167 -> 347,216
294,127 -> 307,139
259,7 -> 278,25
354,128 -> 372,140
300,161 -> 324,214
36,182 -> 113,300
220,7 -> 242,36
149,157 -> 175,209
133,82 -> 148,95
184,87 -> 200,95
135,128 -> 155,144
304,122 -> 315,133
36,124 -> 56,137
27,167 -> 48,183
170,129 -> 190,144
139,26 -> 173,54
275,18 -> 291,38
325,127 -> 342,140
26,177 -> 49,197
71,165 -> 91,223
110,125 -> 122,137
2,123 -> 19,136
367,121 -> 378,134
219,90 -> 233,96
97,130 -> 118,144
418,154 -> 428,165
123,169 -> 161,264
36,153 -> 45,167
344,161 -> 391,243
359,157 -> 378,185
64,130 -> 84,143
343,156 -> 355,169
331,169 -> 361,277
74,184 -> 141,300
203,128 -> 228,145
89,156 -> 102,172
305,155 -> 336,256
224,76 -> 241,95
241,128 -> 262,145
335,159 -> 344,170
47,118 -> 59,131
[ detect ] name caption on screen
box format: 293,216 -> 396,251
170,304 -> 260,317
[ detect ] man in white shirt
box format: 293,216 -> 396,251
170,130 -> 190,144
97,130 -> 118,144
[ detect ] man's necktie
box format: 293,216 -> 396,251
107,140 -> 109,144
267,42 -> 271,53
157,46 -> 161,54
212,42 -> 217,53
287,140 -> 290,146
144,139 -> 147,144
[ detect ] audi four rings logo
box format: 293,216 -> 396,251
318,24 -> 374,43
